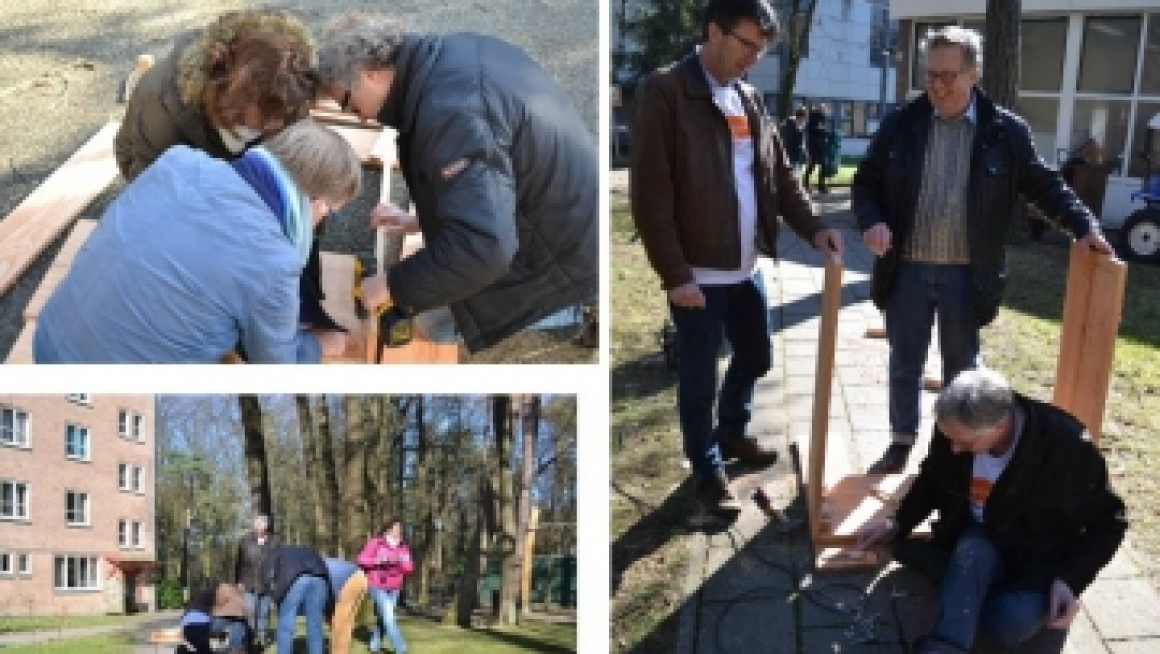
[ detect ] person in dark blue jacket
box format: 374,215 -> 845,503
261,546 -> 330,654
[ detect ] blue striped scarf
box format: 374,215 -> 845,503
230,147 -> 313,266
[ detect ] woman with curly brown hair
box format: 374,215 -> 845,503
115,10 -> 318,180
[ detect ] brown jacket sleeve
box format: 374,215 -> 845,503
629,73 -> 693,290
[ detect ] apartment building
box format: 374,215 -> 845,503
0,394 -> 156,615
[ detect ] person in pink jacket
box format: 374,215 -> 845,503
357,518 -> 414,653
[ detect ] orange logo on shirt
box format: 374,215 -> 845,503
969,477 -> 994,506
726,115 -> 751,140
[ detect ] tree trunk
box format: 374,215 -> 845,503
238,395 -> 272,517
413,396 -> 432,606
314,395 -> 342,555
492,396 -> 520,626
455,497 -> 485,627
342,395 -> 370,558
515,395 -> 539,617
777,0 -> 821,119
296,395 -> 326,549
982,0 -> 1021,109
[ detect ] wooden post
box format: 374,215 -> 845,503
807,253 -> 843,542
1052,242 -> 1126,442
520,506 -> 540,616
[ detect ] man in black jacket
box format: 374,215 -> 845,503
234,515 -> 281,647
314,13 -> 598,354
852,25 -> 1113,474
261,545 -> 331,654
856,369 -> 1126,653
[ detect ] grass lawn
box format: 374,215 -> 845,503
0,616 -> 574,654
0,614 -> 134,634
609,190 -> 691,653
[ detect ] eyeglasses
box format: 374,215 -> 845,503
725,28 -> 769,57
925,69 -> 967,85
339,89 -> 352,113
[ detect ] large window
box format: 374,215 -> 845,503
1021,96 -> 1062,165
65,491 -> 89,526
132,466 -> 143,493
1,406 -> 29,448
1,481 -> 28,520
65,425 -> 90,461
0,552 -> 11,575
1071,99 -> 1132,174
1129,102 -> 1160,178
1022,19 -> 1068,92
133,414 -> 143,442
1078,16 -> 1142,94
54,556 -> 98,590
1142,15 -> 1160,96
119,410 -> 145,442
17,553 -> 29,575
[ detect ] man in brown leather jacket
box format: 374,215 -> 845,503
630,0 -> 842,514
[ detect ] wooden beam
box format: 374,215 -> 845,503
325,124 -> 387,168
1053,243 -> 1126,442
808,253 -> 843,543
23,219 -> 99,321
0,123 -> 120,298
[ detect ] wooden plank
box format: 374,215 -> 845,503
22,266 -> 67,322
368,127 -> 397,169
52,218 -> 98,269
5,321 -> 36,364
1053,242 -> 1096,411
0,123 -> 120,297
319,252 -> 369,363
310,107 -> 383,130
1065,251 -> 1126,442
813,474 -> 931,545
377,339 -> 461,364
325,124 -> 386,168
808,253 -> 843,542
815,546 -> 880,571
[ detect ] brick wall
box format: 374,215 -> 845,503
0,394 -> 155,615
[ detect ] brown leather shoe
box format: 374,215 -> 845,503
867,443 -> 912,475
719,437 -> 779,466
696,471 -> 742,514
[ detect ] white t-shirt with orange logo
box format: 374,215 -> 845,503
690,76 -> 758,286
968,408 -> 1024,523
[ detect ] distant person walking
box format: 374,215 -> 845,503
235,515 -> 281,647
803,104 -> 831,194
780,106 -> 808,173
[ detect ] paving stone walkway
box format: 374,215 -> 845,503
673,189 -> 1160,654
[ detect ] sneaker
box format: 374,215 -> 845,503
867,442 -> 912,475
696,471 -> 742,514
719,437 -> 779,467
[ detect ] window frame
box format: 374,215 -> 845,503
1,405 -> 30,449
1,480 -> 30,521
54,555 -> 100,591
64,423 -> 91,462
65,491 -> 90,527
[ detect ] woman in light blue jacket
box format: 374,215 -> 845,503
34,120 -> 361,363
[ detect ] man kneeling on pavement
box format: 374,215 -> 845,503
857,368 -> 1126,653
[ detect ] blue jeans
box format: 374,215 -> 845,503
276,575 -> 327,654
669,279 -> 772,476
368,587 -> 407,653
894,526 -> 1049,650
885,262 -> 979,443
245,591 -> 272,640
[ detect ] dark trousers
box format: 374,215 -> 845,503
669,278 -> 772,476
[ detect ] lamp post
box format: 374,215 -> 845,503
180,508 -> 191,599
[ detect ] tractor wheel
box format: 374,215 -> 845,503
1121,209 -> 1160,263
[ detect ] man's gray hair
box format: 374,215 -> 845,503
317,13 -> 404,88
934,368 -> 1013,433
920,25 -> 984,72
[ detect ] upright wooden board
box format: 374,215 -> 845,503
808,254 -> 843,542
325,124 -> 387,168
1052,243 -> 1126,442
5,321 -> 36,364
319,252 -> 369,363
0,123 -> 120,297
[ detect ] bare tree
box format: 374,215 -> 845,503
982,0 -> 1020,109
493,395 -> 520,625
515,395 -> 539,618
342,395 -> 371,558
776,0 -> 821,120
314,395 -> 341,555
238,395 -> 272,517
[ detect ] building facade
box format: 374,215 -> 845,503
0,394 -> 156,615
611,0 -> 900,158
891,0 -> 1160,227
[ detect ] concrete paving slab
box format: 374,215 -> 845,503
1082,578 -> 1160,639
1096,545 -> 1142,580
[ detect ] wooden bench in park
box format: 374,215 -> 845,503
3,95 -> 458,363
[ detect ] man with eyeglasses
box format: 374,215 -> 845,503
631,0 -> 843,514
852,26 -> 1113,476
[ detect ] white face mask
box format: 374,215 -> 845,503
218,125 -> 263,154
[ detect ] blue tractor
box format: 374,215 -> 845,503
1121,113 -> 1160,263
